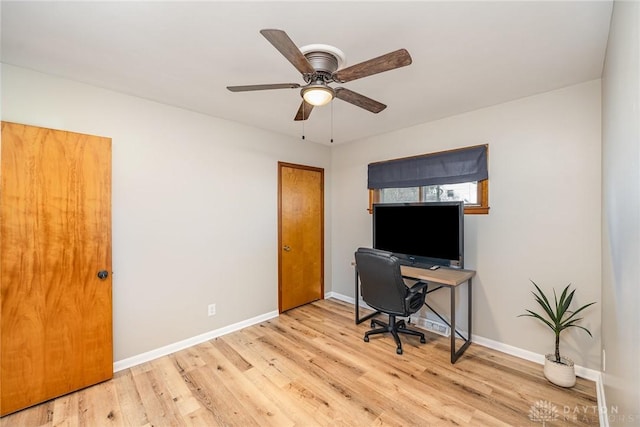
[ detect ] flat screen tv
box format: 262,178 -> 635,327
373,201 -> 464,268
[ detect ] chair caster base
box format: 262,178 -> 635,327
362,314 -> 426,354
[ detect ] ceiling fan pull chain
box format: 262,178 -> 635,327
301,102 -> 305,140
331,101 -> 334,143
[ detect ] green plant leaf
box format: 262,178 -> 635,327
557,286 -> 575,321
519,310 -> 555,330
562,319 -> 594,337
519,281 -> 596,359
531,281 -> 556,323
562,301 -> 597,326
571,325 -> 594,337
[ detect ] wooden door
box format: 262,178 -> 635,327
1,122 -> 113,416
278,162 -> 324,312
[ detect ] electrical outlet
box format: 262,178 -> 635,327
208,303 -> 216,317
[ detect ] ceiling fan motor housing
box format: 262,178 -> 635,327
299,44 -> 346,83
304,51 -> 339,77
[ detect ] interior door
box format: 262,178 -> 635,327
278,162 -> 324,312
1,122 -> 113,416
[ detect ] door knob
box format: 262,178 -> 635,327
97,270 -> 109,280
283,245 -> 291,252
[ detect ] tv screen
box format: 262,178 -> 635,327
373,202 -> 464,268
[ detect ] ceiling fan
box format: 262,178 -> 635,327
227,29 -> 412,121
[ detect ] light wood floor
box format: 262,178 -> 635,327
2,298 -> 598,426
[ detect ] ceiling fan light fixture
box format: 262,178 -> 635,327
302,85 -> 335,106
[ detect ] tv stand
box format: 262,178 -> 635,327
354,264 -> 476,363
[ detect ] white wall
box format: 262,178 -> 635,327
1,64 -> 332,361
1,63 -> 607,374
601,0 -> 640,421
332,81 -> 602,370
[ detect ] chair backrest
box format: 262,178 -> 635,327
355,247 -> 409,316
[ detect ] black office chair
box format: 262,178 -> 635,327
355,247 -> 428,354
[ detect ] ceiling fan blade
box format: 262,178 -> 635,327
335,87 -> 386,113
260,29 -> 315,75
294,100 -> 314,121
332,49 -> 412,83
227,83 -> 300,92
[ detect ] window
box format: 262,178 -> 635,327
367,145 -> 489,215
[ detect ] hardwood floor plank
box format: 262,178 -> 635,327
468,408 -> 515,427
0,400 -> 54,426
221,330 -> 293,389
153,356 -> 202,418
194,340 -> 294,427
77,378 -> 121,426
130,366 -> 186,426
0,298 -> 599,426
112,370 -> 151,427
249,334 -> 384,425
358,373 -> 473,426
179,363 -> 244,426
242,366 -> 324,426
50,393 -> 79,427
170,346 -> 208,375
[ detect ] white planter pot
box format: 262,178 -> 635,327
544,354 -> 576,387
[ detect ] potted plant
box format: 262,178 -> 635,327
519,281 -> 596,387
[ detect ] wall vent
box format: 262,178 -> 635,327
409,316 -> 451,337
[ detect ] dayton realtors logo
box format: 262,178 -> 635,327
529,400 -> 632,424
529,400 -> 559,425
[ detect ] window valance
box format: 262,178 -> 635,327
367,144 -> 488,189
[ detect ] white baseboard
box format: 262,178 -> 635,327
470,334 -> 601,382
596,371 -> 608,427
113,310 -> 279,372
326,291 -> 353,304
327,291 -> 376,311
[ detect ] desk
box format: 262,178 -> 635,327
354,264 -> 476,363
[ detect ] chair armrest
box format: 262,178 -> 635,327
408,281 -> 428,294
405,281 -> 428,313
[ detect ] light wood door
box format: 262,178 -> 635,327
278,162 -> 324,312
1,122 -> 113,416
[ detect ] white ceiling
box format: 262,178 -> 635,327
1,1 -> 612,145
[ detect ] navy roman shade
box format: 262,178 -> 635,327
368,144 -> 488,189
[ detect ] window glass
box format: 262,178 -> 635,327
379,182 -> 477,204
379,187 -> 419,203
422,182 -> 478,204
370,180 -> 488,214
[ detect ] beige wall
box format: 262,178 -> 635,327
1,64 -> 333,361
331,80 -> 602,370
601,0 -> 640,421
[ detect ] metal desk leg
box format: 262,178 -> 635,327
468,278 -> 473,347
354,267 -> 379,324
451,278 -> 473,363
450,286 -> 456,363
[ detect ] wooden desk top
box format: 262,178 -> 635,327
400,265 -> 476,287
